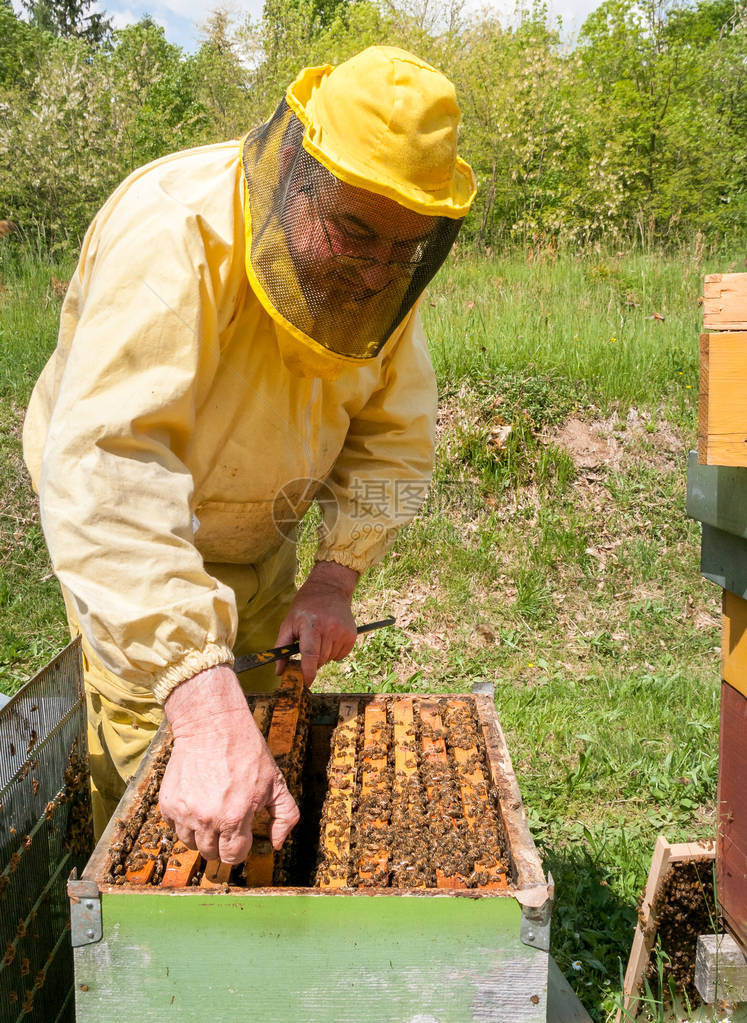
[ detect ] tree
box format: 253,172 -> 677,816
0,5 -> 49,88
106,18 -> 205,170
578,0 -> 746,240
1,0 -> 744,248
193,9 -> 252,141
20,0 -> 112,45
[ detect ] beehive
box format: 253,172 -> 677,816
70,668 -> 552,1022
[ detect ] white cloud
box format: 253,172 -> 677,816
462,0 -> 599,39
108,9 -> 138,29
150,0 -> 263,26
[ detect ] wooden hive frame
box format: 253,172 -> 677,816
419,700 -> 469,888
106,668 -> 310,893
617,837 -> 716,1022
70,688 -> 553,1023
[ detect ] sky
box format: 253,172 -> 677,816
99,0 -> 604,51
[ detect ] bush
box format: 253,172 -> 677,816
1,0 -> 744,249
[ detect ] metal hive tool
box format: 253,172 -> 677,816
0,640 -> 93,1023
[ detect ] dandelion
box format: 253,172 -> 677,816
528,662 -> 535,668
610,336 -> 618,343
685,385 -> 692,389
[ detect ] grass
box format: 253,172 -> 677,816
0,250 -> 76,689
2,239 -> 745,1020
425,244 -> 722,411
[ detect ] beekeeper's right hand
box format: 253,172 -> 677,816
159,664 -> 299,864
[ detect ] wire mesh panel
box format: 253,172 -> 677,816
242,100 -> 462,361
0,640 -> 92,1023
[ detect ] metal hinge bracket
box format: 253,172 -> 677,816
519,885 -> 553,952
68,871 -> 102,948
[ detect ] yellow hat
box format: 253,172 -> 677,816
285,46 -> 476,220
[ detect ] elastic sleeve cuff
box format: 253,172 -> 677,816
313,547 -> 377,575
151,642 -> 235,705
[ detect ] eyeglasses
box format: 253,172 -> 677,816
312,190 -> 427,277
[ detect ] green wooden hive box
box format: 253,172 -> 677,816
69,691 -> 552,1023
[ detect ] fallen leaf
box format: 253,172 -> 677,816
488,423 -> 513,450
473,624 -> 498,646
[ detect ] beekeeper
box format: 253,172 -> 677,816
23,46 -> 475,862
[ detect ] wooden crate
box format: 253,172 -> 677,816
688,468 -> 747,957
69,688 -> 552,1022
617,837 -> 716,1022
698,331 -> 747,467
719,595 -> 747,951
689,267 -> 747,961
698,272 -> 747,468
703,273 -> 747,333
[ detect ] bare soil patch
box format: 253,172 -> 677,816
551,409 -> 688,473
554,417 -> 623,470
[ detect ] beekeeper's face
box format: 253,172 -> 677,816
280,145 -> 434,313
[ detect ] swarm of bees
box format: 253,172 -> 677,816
104,744 -> 174,885
645,860 -> 720,1006
63,742 -> 94,858
103,692 -> 511,892
316,697 -> 510,889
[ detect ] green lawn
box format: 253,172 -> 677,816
2,242 -> 744,1020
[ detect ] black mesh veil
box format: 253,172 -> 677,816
241,99 -> 463,361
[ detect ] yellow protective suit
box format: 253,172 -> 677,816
62,548 -> 296,836
22,139 -> 438,832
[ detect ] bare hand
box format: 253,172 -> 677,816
275,561 -> 358,684
159,665 -> 299,864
